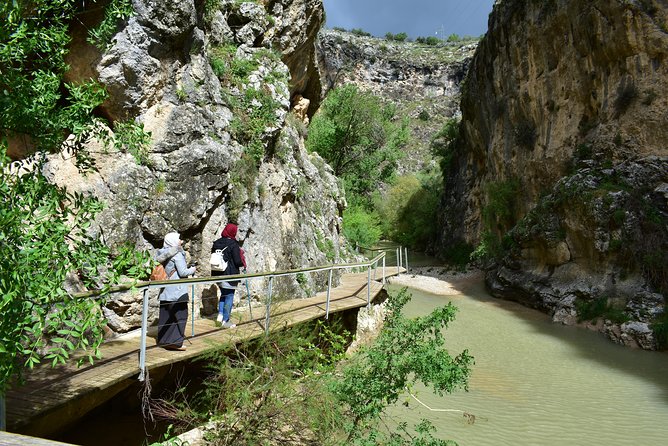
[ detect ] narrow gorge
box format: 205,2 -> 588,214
440,0 -> 668,349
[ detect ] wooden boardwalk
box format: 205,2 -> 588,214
6,267 -> 403,436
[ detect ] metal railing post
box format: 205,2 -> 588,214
326,268 -> 333,319
382,255 -> 386,284
366,266 -> 371,309
138,287 -> 150,382
265,276 -> 273,335
396,248 -> 400,274
404,247 -> 409,273
399,246 -> 403,269
191,284 -> 195,337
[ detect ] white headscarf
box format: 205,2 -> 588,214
163,232 -> 180,249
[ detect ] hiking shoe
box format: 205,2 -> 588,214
222,321 -> 236,329
215,313 -> 223,327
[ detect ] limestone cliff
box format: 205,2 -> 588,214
39,0 -> 348,333
442,0 -> 668,348
317,30 -> 476,173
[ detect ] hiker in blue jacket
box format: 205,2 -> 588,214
155,232 -> 196,350
211,223 -> 246,328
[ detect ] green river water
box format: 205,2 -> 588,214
384,281 -> 668,446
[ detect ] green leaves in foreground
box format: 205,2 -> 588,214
155,289 -> 472,445
332,288 -> 473,444
0,152 -> 109,392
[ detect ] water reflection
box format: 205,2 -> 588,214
384,282 -> 668,446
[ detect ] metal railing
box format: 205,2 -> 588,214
359,244 -> 408,274
129,252 -> 387,381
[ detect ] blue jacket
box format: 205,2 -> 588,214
156,246 -> 196,302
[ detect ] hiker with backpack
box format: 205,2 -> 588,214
155,232 -> 196,350
211,223 -> 246,328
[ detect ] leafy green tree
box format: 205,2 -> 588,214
307,84 -> 408,201
154,290 -> 472,445
0,0 -> 145,392
332,288 -> 473,444
0,0 -> 109,162
375,172 -> 442,250
0,154 -> 111,391
394,32 -> 409,42
342,206 -> 383,249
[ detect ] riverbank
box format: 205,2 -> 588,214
387,267 -> 483,296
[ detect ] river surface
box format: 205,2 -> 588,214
384,281 -> 668,446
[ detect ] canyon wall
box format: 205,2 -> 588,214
42,0 -> 348,333
442,0 -> 668,348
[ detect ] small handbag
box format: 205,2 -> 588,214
210,247 -> 228,271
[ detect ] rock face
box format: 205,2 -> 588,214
441,0 -> 668,348
317,30 -> 476,173
44,0 -> 349,334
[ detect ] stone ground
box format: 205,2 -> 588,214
387,267 -> 483,296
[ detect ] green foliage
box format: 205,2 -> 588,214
307,84 -> 407,200
575,296 -> 630,324
0,152 -> 111,392
575,143 -> 593,160
98,120 -> 152,165
0,1 -> 139,391
482,178 -> 521,232
431,119 -> 460,175
229,86 -> 280,164
87,0 -> 134,50
386,32 -> 408,42
446,33 -> 461,42
204,0 -> 222,22
157,291 -> 471,445
110,243 -> 153,280
375,172 -> 442,250
351,28 -> 372,37
651,310 -> 668,349
443,241 -> 474,268
227,154 -> 259,222
0,0 -> 110,160
210,43 -> 259,87
316,232 -> 336,262
210,44 -> 282,165
342,206 -> 383,249
416,36 -> 441,45
332,288 -> 473,443
160,321 -> 350,445
470,231 -> 502,263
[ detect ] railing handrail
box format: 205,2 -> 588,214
358,243 -> 405,252
135,251 -> 388,380
73,252 -> 387,299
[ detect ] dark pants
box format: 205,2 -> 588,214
157,294 -> 189,348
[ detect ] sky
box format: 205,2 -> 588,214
321,0 -> 497,39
